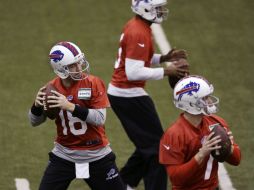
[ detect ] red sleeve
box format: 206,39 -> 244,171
159,128 -> 185,165
124,32 -> 150,62
226,144 -> 241,165
89,77 -> 110,109
165,158 -> 202,186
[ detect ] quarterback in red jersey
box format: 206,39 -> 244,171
159,75 -> 241,190
28,41 -> 125,190
108,0 -> 189,190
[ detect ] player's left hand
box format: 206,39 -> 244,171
47,91 -> 75,111
161,48 -> 187,62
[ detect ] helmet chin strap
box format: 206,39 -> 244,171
69,72 -> 84,81
201,105 -> 218,115
207,105 -> 218,114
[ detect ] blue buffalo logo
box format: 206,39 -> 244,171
134,0 -> 148,6
106,168 -> 118,180
176,81 -> 200,101
67,95 -> 73,101
49,50 -> 64,63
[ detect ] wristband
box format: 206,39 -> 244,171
31,103 -> 43,116
72,105 -> 89,121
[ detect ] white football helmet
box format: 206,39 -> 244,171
131,0 -> 169,23
49,41 -> 89,80
173,75 -> 219,115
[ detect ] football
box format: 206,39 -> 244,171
168,75 -> 181,89
211,124 -> 232,162
168,59 -> 189,89
43,84 -> 60,120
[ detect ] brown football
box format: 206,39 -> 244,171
211,124 -> 232,162
168,75 -> 181,89
43,84 -> 60,120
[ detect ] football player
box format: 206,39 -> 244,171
159,75 -> 241,190
107,0 -> 189,189
28,41 -> 125,190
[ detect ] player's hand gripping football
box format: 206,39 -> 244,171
160,48 -> 187,62
164,59 -> 189,78
195,132 -> 222,164
47,91 -> 75,112
34,86 -> 46,107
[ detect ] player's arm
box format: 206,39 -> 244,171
125,58 -> 188,81
71,105 -> 106,126
225,131 -> 241,165
28,86 -> 47,127
125,58 -> 164,80
165,158 -> 201,186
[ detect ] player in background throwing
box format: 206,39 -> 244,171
28,41 -> 125,190
159,75 -> 241,190
107,0 -> 189,189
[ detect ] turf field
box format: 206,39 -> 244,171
0,0 -> 253,189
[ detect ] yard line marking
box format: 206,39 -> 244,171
151,23 -> 236,190
219,163 -> 236,190
15,178 -> 31,190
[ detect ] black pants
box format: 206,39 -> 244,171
108,95 -> 167,190
39,152 -> 125,190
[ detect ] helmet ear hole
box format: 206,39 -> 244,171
189,102 -> 194,107
63,66 -> 68,71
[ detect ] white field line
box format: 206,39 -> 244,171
218,163 -> 236,190
151,23 -> 236,190
15,178 -> 31,190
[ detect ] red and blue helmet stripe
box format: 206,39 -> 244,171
58,41 -> 79,57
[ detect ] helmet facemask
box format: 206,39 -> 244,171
65,58 -> 90,81
153,5 -> 169,23
196,95 -> 219,115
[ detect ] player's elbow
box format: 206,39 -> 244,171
29,119 -> 45,127
233,160 -> 241,166
226,146 -> 241,166
30,121 -> 40,127
169,174 -> 188,186
166,165 -> 189,186
227,158 -> 241,166
28,112 -> 46,127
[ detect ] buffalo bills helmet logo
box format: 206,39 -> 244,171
134,0 -> 148,6
176,81 -> 200,101
49,50 -> 64,63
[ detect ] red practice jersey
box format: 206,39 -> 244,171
159,114 -> 241,190
48,74 -> 110,151
111,16 -> 154,89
